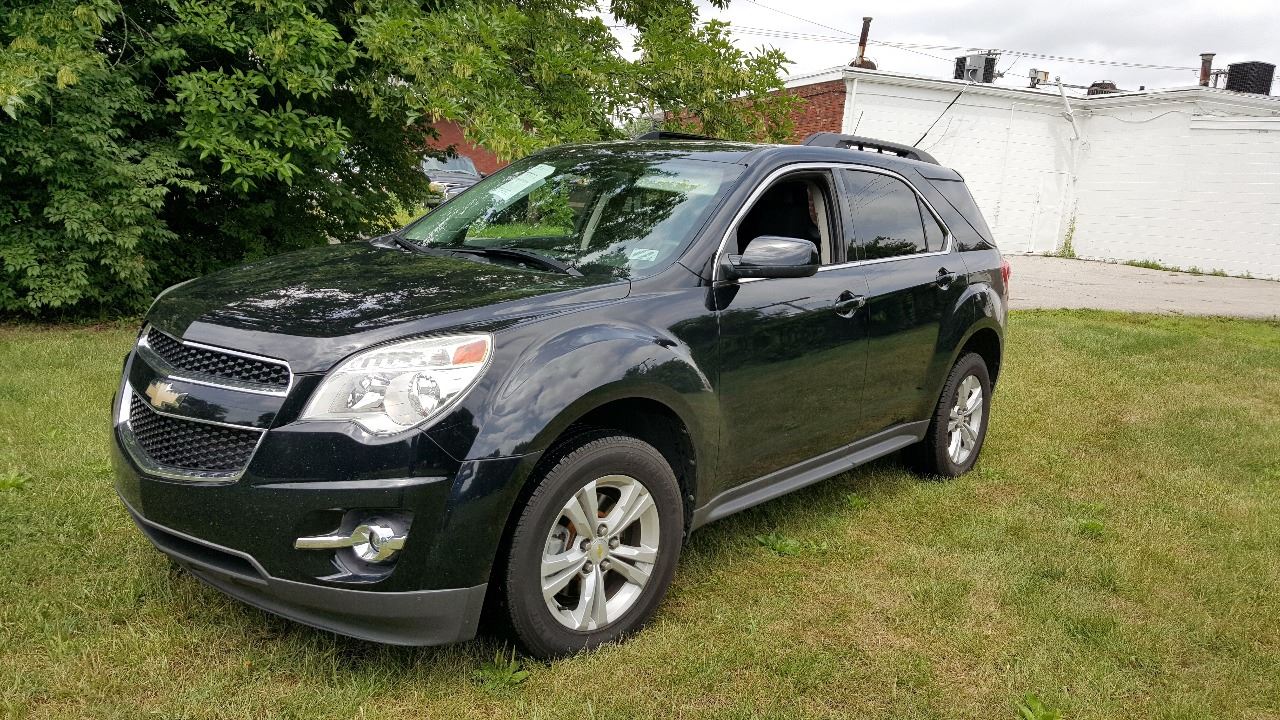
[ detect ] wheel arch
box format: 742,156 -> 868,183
956,324 -> 1003,387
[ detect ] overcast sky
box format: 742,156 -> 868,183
612,0 -> 1279,94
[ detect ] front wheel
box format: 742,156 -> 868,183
907,352 -> 992,477
502,433 -> 683,658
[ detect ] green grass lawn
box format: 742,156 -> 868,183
2,311 -> 1278,719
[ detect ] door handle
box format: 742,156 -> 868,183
935,267 -> 958,289
833,290 -> 866,318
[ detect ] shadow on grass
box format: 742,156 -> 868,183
172,454 -> 921,677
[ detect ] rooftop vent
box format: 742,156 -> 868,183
1086,81 -> 1120,96
1225,61 -> 1275,95
953,54 -> 997,83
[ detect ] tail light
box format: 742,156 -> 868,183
1000,258 -> 1011,288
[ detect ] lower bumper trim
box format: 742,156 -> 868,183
184,565 -> 486,647
121,494 -> 487,646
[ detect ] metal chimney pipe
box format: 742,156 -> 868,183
1200,53 -> 1215,87
856,17 -> 872,65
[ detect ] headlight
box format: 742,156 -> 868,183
300,334 -> 491,435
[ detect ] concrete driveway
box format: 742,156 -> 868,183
1005,255 -> 1280,319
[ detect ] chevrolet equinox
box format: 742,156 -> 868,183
112,132 -> 1008,658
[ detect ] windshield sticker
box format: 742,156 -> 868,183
629,248 -> 661,262
489,164 -> 557,204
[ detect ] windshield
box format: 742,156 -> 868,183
421,155 -> 479,176
402,149 -> 742,279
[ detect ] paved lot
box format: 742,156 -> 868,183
1005,255 -> 1280,319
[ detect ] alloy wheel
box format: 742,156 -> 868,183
947,374 -> 984,465
540,474 -> 660,632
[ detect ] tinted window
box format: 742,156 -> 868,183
841,170 -> 928,260
919,197 -> 947,252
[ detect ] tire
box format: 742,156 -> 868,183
502,433 -> 684,658
906,352 -> 992,478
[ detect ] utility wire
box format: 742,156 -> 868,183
733,1 -> 1201,72
914,92 -> 962,146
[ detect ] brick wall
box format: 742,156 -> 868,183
783,79 -> 847,143
427,120 -> 506,175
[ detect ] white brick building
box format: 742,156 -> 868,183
785,67 -> 1280,280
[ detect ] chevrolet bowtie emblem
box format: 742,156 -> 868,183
145,380 -> 185,410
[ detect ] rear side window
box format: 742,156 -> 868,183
840,170 -> 930,260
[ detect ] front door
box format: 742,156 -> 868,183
837,168 -> 969,437
714,170 -> 871,485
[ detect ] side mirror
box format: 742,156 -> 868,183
722,236 -> 820,280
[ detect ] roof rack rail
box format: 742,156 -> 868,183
801,132 -> 939,165
634,130 -> 720,142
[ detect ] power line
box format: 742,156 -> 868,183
730,26 -> 955,63
739,0 -> 856,40
734,1 -> 1202,73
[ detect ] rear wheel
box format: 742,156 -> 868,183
907,352 -> 992,477
502,433 -> 683,658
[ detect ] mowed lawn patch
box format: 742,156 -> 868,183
1,311 -> 1278,719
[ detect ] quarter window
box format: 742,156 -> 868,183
920,197 -> 947,252
841,170 -> 935,260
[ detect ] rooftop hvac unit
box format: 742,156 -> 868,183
1225,61 -> 1275,95
953,54 -> 997,83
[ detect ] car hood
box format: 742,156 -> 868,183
147,243 -> 627,372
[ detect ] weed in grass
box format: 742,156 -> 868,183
1074,518 -> 1106,540
473,649 -> 531,693
756,532 -> 802,556
755,532 -> 827,556
0,470 -> 30,491
845,493 -> 871,511
1017,694 -> 1062,720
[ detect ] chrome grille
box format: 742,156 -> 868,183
145,328 -> 290,389
127,393 -> 262,473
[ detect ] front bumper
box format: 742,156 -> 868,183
121,495 -> 486,645
111,337 -> 537,646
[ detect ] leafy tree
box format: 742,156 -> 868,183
0,0 -> 797,316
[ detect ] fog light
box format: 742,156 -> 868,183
295,521 -> 407,563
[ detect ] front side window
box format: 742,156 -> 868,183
403,150 -> 742,279
734,173 -> 837,264
841,170 -> 936,260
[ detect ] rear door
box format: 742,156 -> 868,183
837,168 -> 968,437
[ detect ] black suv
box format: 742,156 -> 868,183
113,132 -> 1008,658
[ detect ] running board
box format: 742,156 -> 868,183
689,421 -> 929,531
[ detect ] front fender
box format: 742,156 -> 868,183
480,322 -> 716,461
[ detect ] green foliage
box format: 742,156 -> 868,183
0,0 -> 796,316
0,470 -> 31,491
473,649 -> 531,693
1017,694 -> 1062,720
756,532 -> 827,556
1074,518 -> 1105,540
845,492 -> 871,511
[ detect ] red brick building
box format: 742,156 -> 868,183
427,120 -> 507,175
782,78 -> 847,143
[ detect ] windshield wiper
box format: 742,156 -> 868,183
450,247 -> 582,277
